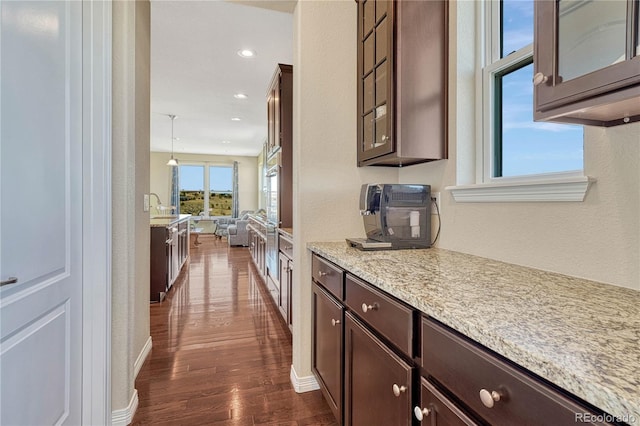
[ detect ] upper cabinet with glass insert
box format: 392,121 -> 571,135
357,0 -> 448,167
534,0 -> 640,126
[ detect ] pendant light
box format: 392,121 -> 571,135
166,114 -> 179,166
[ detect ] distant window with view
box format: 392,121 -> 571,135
179,164 -> 234,216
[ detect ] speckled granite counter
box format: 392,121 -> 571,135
279,227 -> 293,238
308,241 -> 640,422
150,214 -> 191,228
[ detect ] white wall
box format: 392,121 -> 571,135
150,152 -> 259,214
112,0 -> 151,417
292,0 -> 398,379
399,1 -> 640,290
290,0 -> 639,383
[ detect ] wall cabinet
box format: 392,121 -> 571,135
311,253 -> 615,426
534,0 -> 640,126
356,0 -> 447,166
266,64 -> 293,228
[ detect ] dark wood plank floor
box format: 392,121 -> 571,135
132,236 -> 336,425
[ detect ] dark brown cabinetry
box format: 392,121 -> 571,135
345,312 -> 413,426
534,0 -> 640,126
357,0 -> 447,166
415,378 -> 478,426
421,318 -> 612,426
247,216 -> 267,279
312,283 -> 344,423
266,64 -> 293,228
278,231 -> 293,329
150,217 -> 190,302
310,252 -> 616,426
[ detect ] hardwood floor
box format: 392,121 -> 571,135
132,236 -> 337,425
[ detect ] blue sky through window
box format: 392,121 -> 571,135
180,165 -> 204,191
498,0 -> 583,177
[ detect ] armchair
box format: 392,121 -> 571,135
227,219 -> 250,246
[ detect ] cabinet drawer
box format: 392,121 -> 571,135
312,254 -> 344,300
345,274 -> 413,357
422,318 -> 611,426
278,234 -> 293,259
415,378 -> 478,425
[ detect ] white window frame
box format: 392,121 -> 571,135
448,0 -> 593,203
179,162 -> 234,216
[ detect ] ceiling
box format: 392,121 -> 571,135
150,1 -> 294,157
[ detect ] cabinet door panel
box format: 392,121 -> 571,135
416,378 -> 478,426
363,34 -> 375,74
345,313 -> 412,426
312,284 -> 344,423
375,17 -> 388,64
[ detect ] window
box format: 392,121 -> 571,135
483,0 -> 583,180
179,165 -> 205,215
449,0 -> 592,202
208,166 -> 233,216
179,164 -> 234,216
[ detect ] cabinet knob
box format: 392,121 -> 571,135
361,302 -> 378,313
331,318 -> 341,326
413,406 -> 432,422
479,388 -> 502,408
318,271 -> 327,277
392,384 -> 407,397
533,72 -> 549,86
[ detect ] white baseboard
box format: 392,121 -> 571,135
290,364 -> 320,393
134,336 -> 152,379
111,389 -> 138,426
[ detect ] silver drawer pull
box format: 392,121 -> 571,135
479,388 -> 501,408
317,271 -> 328,277
1,277 -> 18,287
331,319 -> 341,326
414,406 -> 432,421
361,302 -> 378,313
392,384 -> 406,397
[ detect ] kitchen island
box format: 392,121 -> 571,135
308,241 -> 639,424
150,214 -> 190,302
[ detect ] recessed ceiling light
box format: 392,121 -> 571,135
237,49 -> 256,58
222,140 -> 231,144
234,93 -> 248,99
231,117 -> 241,121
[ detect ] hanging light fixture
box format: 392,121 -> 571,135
166,114 -> 179,166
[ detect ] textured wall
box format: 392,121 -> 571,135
149,152 -> 259,214
292,0 -> 398,378
111,0 -> 151,414
399,1 -> 640,290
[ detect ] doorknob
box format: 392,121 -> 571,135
0,277 -> 18,287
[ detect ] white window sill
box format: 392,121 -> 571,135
446,175 -> 595,203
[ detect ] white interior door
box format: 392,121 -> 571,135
1,1 -> 83,424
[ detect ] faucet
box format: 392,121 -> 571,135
150,193 -> 163,213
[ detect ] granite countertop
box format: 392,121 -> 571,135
308,241 -> 640,422
150,214 -> 191,228
279,227 -> 293,238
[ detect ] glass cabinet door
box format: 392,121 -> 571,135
358,0 -> 393,162
534,0 -> 640,124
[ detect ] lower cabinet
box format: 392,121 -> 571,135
344,312 -> 413,426
312,283 -> 343,423
279,251 -> 292,328
311,253 -> 615,426
415,378 -> 478,426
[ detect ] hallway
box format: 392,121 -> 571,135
132,237 -> 336,425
